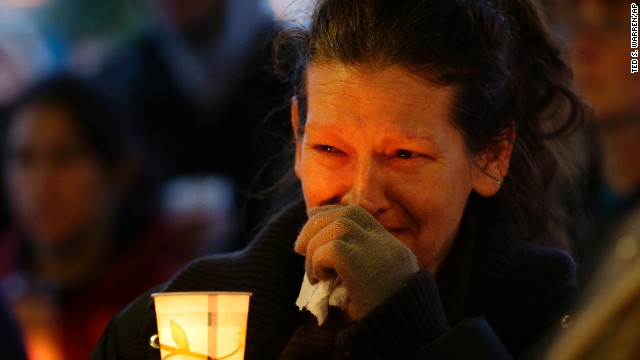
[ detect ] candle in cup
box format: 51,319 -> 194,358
152,291 -> 251,360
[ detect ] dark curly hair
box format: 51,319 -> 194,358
273,0 -> 588,249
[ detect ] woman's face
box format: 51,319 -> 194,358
294,64 -> 502,271
5,103 -> 118,247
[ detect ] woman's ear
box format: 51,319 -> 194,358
472,124 -> 515,197
291,97 -> 302,179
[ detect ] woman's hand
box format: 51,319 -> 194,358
295,205 -> 419,319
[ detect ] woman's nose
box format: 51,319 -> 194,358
340,161 -> 389,215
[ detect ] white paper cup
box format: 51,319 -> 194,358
152,292 -> 252,360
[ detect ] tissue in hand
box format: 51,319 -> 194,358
295,273 -> 350,325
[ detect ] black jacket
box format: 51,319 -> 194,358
92,199 -> 576,359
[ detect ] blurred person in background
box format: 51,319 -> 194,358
95,0 -> 291,253
0,74 -> 189,360
0,18 -> 56,232
565,0 -> 640,282
540,1 -> 640,358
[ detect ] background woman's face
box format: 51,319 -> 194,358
295,64 -> 487,271
5,104 -> 117,247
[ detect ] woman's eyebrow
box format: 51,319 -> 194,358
383,127 -> 434,141
404,134 -> 434,141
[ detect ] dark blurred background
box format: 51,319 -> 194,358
0,1 -> 314,359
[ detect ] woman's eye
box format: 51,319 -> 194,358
395,149 -> 416,159
315,145 -> 341,154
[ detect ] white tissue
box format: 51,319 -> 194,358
295,273 -> 350,325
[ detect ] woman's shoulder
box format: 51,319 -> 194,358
472,221 -> 577,300
472,196 -> 576,281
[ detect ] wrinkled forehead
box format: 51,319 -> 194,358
302,60 -> 452,100
303,63 -> 458,137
